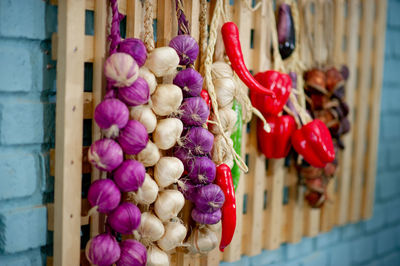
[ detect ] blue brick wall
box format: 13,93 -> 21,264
222,0 -> 400,265
0,0 -> 56,265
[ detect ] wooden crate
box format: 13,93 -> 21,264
47,0 -> 387,265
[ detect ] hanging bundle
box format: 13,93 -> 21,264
85,0 -> 151,265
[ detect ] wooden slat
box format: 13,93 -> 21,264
53,1 -> 85,265
362,0 -> 387,218
52,33 -> 94,62
349,0 -> 375,222
242,119 -> 265,256
90,0 -> 108,239
264,159 -> 285,249
47,200 -> 90,231
156,0 -> 174,47
320,0 -> 346,232
303,207 -> 321,237
126,0 -> 143,38
50,0 -> 128,14
50,147 -> 91,177
83,92 -> 93,119
286,171 -> 305,243
336,0 -> 360,225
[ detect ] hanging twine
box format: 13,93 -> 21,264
199,0 -> 208,76
244,0 -> 262,12
267,0 -> 285,72
143,0 -> 155,52
108,0 -> 124,55
175,0 -> 190,35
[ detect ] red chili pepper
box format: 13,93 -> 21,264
200,89 -> 211,126
215,164 -> 236,252
252,70 -> 292,116
200,89 -> 211,111
221,22 -> 275,97
291,119 -> 335,168
257,115 -> 296,159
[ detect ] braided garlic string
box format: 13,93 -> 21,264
143,0 -> 155,52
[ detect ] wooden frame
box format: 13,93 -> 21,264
48,0 -> 387,265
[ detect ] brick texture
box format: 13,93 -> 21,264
0,0 -> 55,263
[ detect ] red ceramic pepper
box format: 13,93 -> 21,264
291,119 -> 335,168
221,22 -> 274,97
215,164 -> 236,252
257,115 -> 296,159
251,70 -> 292,116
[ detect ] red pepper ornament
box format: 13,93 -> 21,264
215,164 -> 236,252
291,119 -> 335,168
221,22 -> 275,97
252,70 -> 292,116
257,115 -> 296,159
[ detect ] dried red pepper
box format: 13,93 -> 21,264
257,115 -> 296,159
215,164 -> 236,251
252,70 -> 292,116
221,22 -> 274,97
200,89 -> 211,111
291,119 -> 335,168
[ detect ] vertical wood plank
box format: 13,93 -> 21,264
264,159 -> 285,249
336,0 -> 360,225
126,0 -> 143,38
53,1 -> 85,265
157,0 -> 174,46
362,0 -> 387,219
242,119 -> 265,256
320,0 -> 345,232
349,0 -> 374,222
286,168 -> 304,243
90,0 -> 108,240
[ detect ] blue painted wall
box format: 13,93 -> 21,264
0,0 -> 56,265
0,0 -> 399,265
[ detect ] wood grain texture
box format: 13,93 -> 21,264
53,1 -> 85,265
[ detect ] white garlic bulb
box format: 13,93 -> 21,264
211,135 -> 234,167
134,140 -> 160,167
147,246 -> 170,266
207,221 -> 222,232
153,118 -> 183,150
186,226 -> 218,254
145,47 -> 180,77
151,84 -> 183,116
139,67 -> 157,94
214,78 -> 236,108
130,105 -> 157,133
157,221 -> 187,251
154,157 -> 184,188
138,212 -> 165,242
209,107 -> 238,135
128,174 -> 159,205
211,61 -> 234,80
154,190 -> 185,222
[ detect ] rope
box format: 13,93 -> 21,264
175,0 -> 190,35
267,0 -> 285,72
199,0 -> 208,76
204,0 -> 248,172
143,0 -> 155,52
244,0 -> 262,12
108,0 -> 123,55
